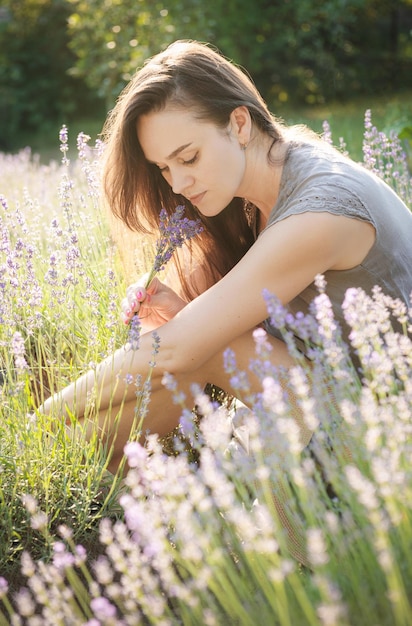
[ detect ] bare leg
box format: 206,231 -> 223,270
84,329 -> 312,473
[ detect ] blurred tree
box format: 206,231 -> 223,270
0,0 -> 102,150
66,0 -> 412,109
195,0 -> 412,104
196,0 -> 368,104
0,0 -> 410,150
347,0 -> 412,94
66,0 -> 213,107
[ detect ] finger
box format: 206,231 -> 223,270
134,286 -> 147,302
121,298 -> 142,327
127,283 -> 147,301
126,274 -> 148,297
121,296 -> 139,316
121,311 -> 131,325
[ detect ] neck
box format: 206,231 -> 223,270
241,136 -> 289,221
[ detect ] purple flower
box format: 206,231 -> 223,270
59,124 -> 70,167
126,313 -> 141,351
59,125 -> 68,145
0,577 -> 8,598
14,588 -> 36,617
144,205 -> 203,289
362,110 -> 411,205
77,131 -> 91,160
124,441 -> 147,468
322,120 -> 333,145
11,331 -> 29,372
93,556 -> 114,586
148,331 -> 160,367
91,596 -> 117,620
52,542 -> 75,570
74,544 -> 87,566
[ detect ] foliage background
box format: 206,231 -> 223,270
0,0 -> 411,152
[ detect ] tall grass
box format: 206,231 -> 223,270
276,90 -> 412,164
0,137 -> 128,587
0,113 -> 411,624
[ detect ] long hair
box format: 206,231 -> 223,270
102,40 -> 286,299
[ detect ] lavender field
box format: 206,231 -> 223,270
0,114 -> 411,625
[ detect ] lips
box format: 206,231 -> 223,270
188,192 -> 206,206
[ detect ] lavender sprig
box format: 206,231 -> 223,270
144,205 -> 203,289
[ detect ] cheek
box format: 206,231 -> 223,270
219,148 -> 245,189
212,143 -> 242,176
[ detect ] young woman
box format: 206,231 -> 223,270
41,40 -> 412,474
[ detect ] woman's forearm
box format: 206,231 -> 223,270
40,340 -> 160,418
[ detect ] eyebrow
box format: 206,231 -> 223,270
166,142 -> 192,160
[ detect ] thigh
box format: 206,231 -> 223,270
94,328 -> 304,471
197,328 -> 296,394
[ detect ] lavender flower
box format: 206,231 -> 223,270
52,542 -> 75,571
59,125 -> 69,166
144,205 -> 203,289
322,120 -> 333,145
362,109 -> 411,205
126,313 -> 141,351
90,596 -> 118,620
0,577 -> 8,598
11,331 -> 29,372
76,132 -> 102,203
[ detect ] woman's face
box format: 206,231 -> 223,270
136,106 -> 247,217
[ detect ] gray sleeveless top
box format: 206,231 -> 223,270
261,141 -> 412,361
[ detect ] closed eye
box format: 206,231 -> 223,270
156,152 -> 197,173
182,153 -> 198,166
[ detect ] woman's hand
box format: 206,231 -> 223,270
121,274 -> 187,331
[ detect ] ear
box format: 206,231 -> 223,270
229,106 -> 252,145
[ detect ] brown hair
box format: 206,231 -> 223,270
102,40 -> 285,299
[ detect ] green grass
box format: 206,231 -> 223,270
274,90 -> 412,162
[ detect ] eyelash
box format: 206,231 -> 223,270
158,153 -> 198,173
183,153 -> 198,166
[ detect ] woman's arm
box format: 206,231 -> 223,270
40,211 -> 374,418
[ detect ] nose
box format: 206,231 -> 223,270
171,169 -> 194,196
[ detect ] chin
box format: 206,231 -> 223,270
199,208 -> 224,218
199,200 -> 229,218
